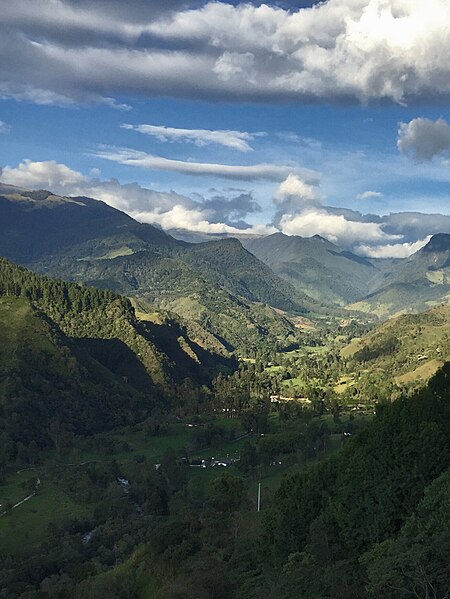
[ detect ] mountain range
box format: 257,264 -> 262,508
0,186 -> 313,355
0,185 -> 449,342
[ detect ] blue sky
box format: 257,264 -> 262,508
1,0 -> 450,257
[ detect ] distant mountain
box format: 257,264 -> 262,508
0,187 -> 313,353
0,187 -> 176,264
242,232 -> 376,305
350,234 -> 450,317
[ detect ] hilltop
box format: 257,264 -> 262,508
0,258 -> 237,459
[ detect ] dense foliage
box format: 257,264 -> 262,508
1,363 -> 448,598
0,259 -> 232,471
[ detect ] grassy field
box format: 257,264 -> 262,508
0,475 -> 89,554
0,407 -> 366,558
0,422 -> 247,554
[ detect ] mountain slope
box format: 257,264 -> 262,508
342,303 -> 450,387
0,187 -> 314,353
0,187 -> 175,264
0,294 -> 154,450
0,258 -> 231,391
350,234 -> 450,317
242,232 -> 377,305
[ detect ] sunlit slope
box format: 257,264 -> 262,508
343,304 -> 450,386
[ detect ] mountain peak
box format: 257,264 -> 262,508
422,233 -> 450,253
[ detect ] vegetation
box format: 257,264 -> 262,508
242,232 -> 376,305
0,190 -> 314,355
0,188 -> 449,598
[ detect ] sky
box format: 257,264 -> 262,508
1,0 -> 450,258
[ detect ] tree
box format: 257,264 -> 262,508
208,473 -> 245,514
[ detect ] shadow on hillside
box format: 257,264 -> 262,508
140,320 -> 237,383
76,337 -> 155,393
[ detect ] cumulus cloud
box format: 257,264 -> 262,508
273,174 -> 323,221
0,159 -> 275,236
1,158 -> 448,255
398,117 -> 450,161
121,123 -> 261,152
357,190 -> 383,200
2,0 -> 450,106
94,147 -> 314,181
1,159 -> 87,188
279,208 -> 400,246
276,174 -> 319,203
356,236 -> 432,258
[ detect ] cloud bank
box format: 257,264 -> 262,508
0,159 -> 275,236
356,236 -> 432,259
2,0 -> 450,106
2,160 -> 450,258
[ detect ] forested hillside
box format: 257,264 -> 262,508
131,364 -> 450,598
0,258 -> 234,468
350,234 -> 450,317
341,303 -> 450,390
2,363 -> 447,598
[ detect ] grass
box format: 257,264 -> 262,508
281,376 -> 305,392
0,470 -> 36,509
334,376 -> 355,394
340,337 -> 362,359
0,409 -> 366,557
0,476 -> 89,554
264,365 -> 284,373
395,359 -> 445,385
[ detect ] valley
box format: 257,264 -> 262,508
0,187 -> 449,598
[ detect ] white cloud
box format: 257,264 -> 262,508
121,123 -> 260,152
134,204 -> 276,236
0,159 -> 275,236
2,0 -> 450,105
275,174 -> 319,203
398,117 -> 450,161
279,208 -> 400,246
357,190 -> 383,200
1,159 -> 87,188
356,236 -> 431,258
1,158 -> 448,255
94,147 -> 315,182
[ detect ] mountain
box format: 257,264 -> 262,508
342,303 -> 450,387
0,259 -> 232,397
0,294 -> 155,452
242,232 -> 376,305
0,187 -> 314,354
350,234 -> 450,317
